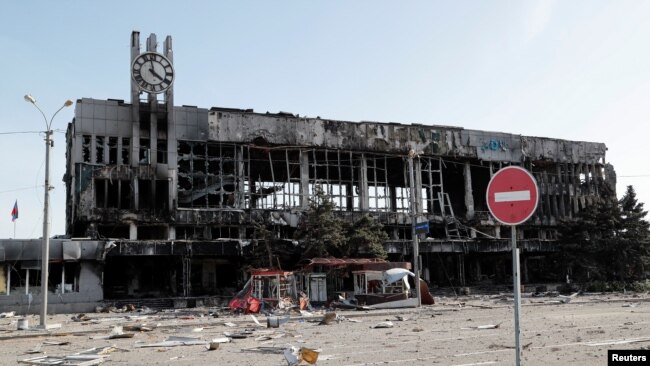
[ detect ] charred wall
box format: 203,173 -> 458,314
62,98 -> 614,296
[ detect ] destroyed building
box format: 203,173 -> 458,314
0,32 -> 615,311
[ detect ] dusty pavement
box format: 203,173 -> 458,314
1,293 -> 649,365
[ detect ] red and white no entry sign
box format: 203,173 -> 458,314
486,166 -> 539,226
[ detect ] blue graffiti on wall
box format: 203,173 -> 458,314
481,139 -> 509,152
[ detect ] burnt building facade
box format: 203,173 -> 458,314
0,32 -> 615,311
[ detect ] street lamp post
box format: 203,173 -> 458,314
24,94 -> 73,328
408,149 -> 421,306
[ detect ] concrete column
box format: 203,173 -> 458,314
464,162 -> 475,220
299,150 -> 309,209
359,154 -> 369,211
61,265 -> 65,294
165,35 -> 177,170
129,223 -> 138,240
130,31 -> 141,169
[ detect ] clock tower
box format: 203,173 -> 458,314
129,31 -> 177,239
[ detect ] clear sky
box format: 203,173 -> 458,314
1,1 -> 649,239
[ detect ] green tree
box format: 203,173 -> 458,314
295,186 -> 346,259
557,185 -> 650,282
616,185 -> 650,279
346,214 -> 389,259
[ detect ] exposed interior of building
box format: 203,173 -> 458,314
0,32 -> 615,311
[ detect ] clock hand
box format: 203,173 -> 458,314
149,63 -> 164,81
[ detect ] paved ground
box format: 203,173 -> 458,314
1,293 -> 649,365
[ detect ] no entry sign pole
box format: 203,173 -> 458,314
511,226 -> 522,366
486,166 -> 539,366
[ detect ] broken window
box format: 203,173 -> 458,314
108,137 -> 118,164
120,180 -> 132,209
7,262 -> 41,294
107,180 -> 119,208
176,226 -> 208,240
178,142 -> 241,209
440,160 -> 466,217
82,135 -> 91,162
121,137 -> 130,165
211,226 -> 240,239
157,116 -> 168,164
367,155 -> 390,211
155,180 -> 169,212
98,225 -> 130,239
157,139 -> 167,164
307,150 -> 361,211
138,179 -> 152,209
420,157 -> 444,215
243,147 -> 306,209
95,179 -> 106,208
470,163 -> 491,213
139,138 -> 150,164
48,263 -> 81,293
137,225 -> 167,240
95,179 -> 131,209
95,136 -> 105,164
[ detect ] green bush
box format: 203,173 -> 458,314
585,280 -> 650,292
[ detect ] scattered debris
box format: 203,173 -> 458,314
211,337 -> 231,344
18,348 -> 123,366
17,318 -> 29,330
284,346 -> 319,366
299,310 -> 314,317
24,344 -> 43,355
462,323 -> 501,330
395,315 -> 408,321
242,346 -> 286,354
319,313 -> 337,325
558,292 -> 579,304
336,316 -> 360,323
0,311 -> 16,318
19,355 -> 106,366
371,321 -> 394,329
136,335 -> 207,348
122,324 -> 152,332
43,341 -> 71,346
71,314 -> 91,322
622,303 -> 639,308
224,330 -> 253,339
224,322 -> 237,327
268,316 -> 290,328
585,337 -> 650,347
251,315 -> 265,327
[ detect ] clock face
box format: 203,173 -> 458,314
131,52 -> 174,94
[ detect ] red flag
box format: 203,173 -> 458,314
11,200 -> 18,222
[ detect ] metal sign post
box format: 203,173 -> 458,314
486,166 -> 539,366
511,226 -> 522,366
